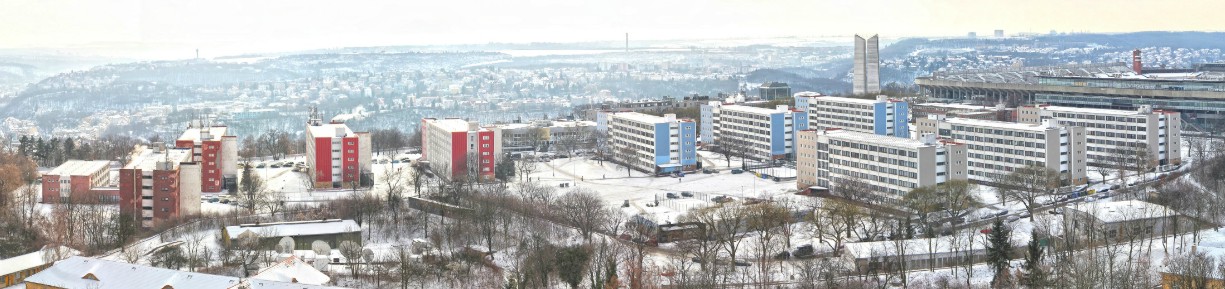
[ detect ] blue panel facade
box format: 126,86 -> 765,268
770,113 -> 785,156
680,122 -> 697,166
873,103 -> 887,135
654,123 -> 671,167
893,102 -> 910,138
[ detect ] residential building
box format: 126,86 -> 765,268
606,112 -> 699,174
801,129 -> 967,202
0,246 -> 77,287
700,102 -> 808,160
758,82 -> 791,100
305,113 -> 371,188
40,160 -> 113,203
174,122 -> 238,193
1018,104 -> 1181,168
793,91 -> 821,112
917,115 -> 1088,185
421,118 -> 502,181
910,102 -> 1015,122
853,34 -> 881,95
117,145 -> 201,228
808,95 -> 909,138
249,256 -> 332,286
497,119 -> 596,153
841,233 -> 1025,274
221,219 -> 362,250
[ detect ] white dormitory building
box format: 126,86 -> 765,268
1018,104 -> 1181,169
797,129 -> 968,203
700,102 -> 809,160
604,112 -> 699,174
807,95 -> 910,138
917,115 -> 1088,185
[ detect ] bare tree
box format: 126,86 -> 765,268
994,165 -> 1060,220
339,240 -> 363,277
556,188 -> 612,241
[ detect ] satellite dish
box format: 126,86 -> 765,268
362,248 -> 375,263
277,237 -> 295,254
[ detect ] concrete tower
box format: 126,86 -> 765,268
853,34 -> 880,95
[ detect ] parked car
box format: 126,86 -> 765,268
712,196 -> 734,203
208,198 -> 219,203
255,163 -> 266,168
665,192 -> 679,199
792,244 -> 816,259
730,169 -> 744,174
1049,208 -> 1064,215
680,191 -> 694,197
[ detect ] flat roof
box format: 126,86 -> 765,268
225,219 -> 361,240
177,126 -> 229,142
1032,105 -> 1162,117
25,256 -> 240,289
915,102 -> 1001,111
823,130 -> 940,149
1068,200 -> 1174,223
123,146 -> 193,171
811,96 -> 883,105
944,117 -> 1055,132
47,160 -> 111,176
843,233 -> 1028,258
307,122 -> 356,138
719,104 -> 793,115
609,112 -> 676,124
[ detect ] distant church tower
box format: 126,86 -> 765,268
853,34 -> 881,95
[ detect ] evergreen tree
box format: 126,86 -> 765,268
64,138 -> 76,161
1024,231 -> 1048,287
17,135 -> 29,156
986,218 -> 1013,286
494,157 -> 515,182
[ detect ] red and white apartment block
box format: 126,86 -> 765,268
174,122 -> 238,193
41,160 -> 115,203
306,117 -> 371,188
117,145 -> 201,228
421,118 -> 502,181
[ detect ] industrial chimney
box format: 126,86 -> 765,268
1132,49 -> 1143,74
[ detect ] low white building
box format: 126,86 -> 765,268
1065,200 -> 1186,241
497,119 -> 597,153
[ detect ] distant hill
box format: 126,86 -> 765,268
747,68 -> 851,95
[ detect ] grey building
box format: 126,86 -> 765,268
758,82 -> 791,100
853,34 -> 881,96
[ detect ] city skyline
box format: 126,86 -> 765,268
2,0 -> 1224,58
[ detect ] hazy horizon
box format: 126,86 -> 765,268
3,0 -> 1224,58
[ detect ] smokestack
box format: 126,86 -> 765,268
1132,49 -> 1143,74
625,33 -> 629,53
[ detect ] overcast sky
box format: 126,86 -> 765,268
2,0 -> 1223,55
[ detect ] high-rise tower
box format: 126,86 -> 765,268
853,34 -> 880,95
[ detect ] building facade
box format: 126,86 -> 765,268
918,115 -> 1088,185
758,82 -> 791,100
800,129 -> 968,202
117,145 -> 201,228
40,160 -> 113,203
497,119 -> 595,154
422,118 -> 502,181
853,34 -> 881,95
174,123 -> 238,193
305,117 -> 372,188
1018,104 -> 1181,168
809,95 -> 909,138
700,102 -> 808,160
607,112 -> 699,174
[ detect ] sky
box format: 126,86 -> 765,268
2,0 -> 1223,57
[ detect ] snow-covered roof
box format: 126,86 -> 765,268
46,160 -> 111,177
822,129 -> 944,149
123,146 -> 193,171
307,122 -> 356,139
24,256 -> 240,289
178,126 -> 229,142
241,280 -> 351,289
1068,200 -> 1175,223
225,219 -> 361,240
1034,105 -> 1171,117
0,246 -> 78,277
718,104 -> 797,115
251,256 -> 331,285
944,117 -> 1057,132
609,112 -> 688,124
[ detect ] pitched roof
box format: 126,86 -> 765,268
0,246 -> 78,277
251,256 -> 330,285
24,256 -> 240,289
224,219 -> 361,240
